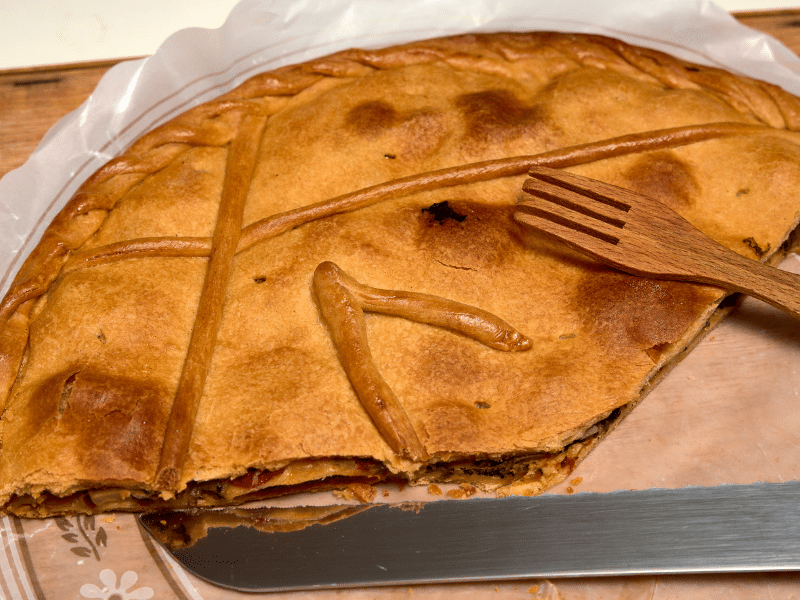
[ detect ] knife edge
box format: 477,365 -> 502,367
139,480 -> 800,592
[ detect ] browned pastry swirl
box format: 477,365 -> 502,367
312,261 -> 532,459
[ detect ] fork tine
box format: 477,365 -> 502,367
522,175 -> 629,228
518,170 -> 800,323
527,166 -> 633,212
515,192 -> 623,246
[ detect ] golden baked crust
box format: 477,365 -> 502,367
3,31 -> 800,516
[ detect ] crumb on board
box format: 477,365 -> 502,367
444,483 -> 478,499
333,483 -> 377,503
395,501 -> 425,513
459,483 -> 478,496
101,515 -> 115,523
428,483 -> 443,496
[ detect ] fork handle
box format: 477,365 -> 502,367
706,254 -> 800,321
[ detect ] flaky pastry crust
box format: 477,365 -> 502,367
3,32 -> 800,516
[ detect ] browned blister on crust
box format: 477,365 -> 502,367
3,32 -> 800,515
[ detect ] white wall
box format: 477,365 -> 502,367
0,0 -> 797,70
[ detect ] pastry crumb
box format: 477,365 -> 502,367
428,483 -> 442,495
101,515 -> 115,523
446,488 -> 466,499
459,483 -> 478,496
528,585 -> 539,594
566,487 -> 574,494
569,477 -> 582,486
333,483 -> 376,503
382,489 -> 390,497
396,501 -> 425,513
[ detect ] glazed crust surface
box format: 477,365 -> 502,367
3,32 -> 800,515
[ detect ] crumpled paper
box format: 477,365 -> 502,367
2,0 -> 800,598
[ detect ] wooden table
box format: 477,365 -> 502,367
1,10 -> 800,183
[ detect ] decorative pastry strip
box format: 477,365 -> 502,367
61,238 -> 212,276
155,113 -> 268,492
0,119 -> 774,317
0,120 -> 773,332
345,273 -> 534,353
236,121 -> 771,252
28,119 -> 775,293
312,261 -> 532,460
3,30 -> 798,342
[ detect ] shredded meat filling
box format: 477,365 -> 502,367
2,411 -> 619,517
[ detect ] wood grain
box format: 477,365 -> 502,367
735,8 -> 800,52
0,62 -> 121,180
1,12 -> 800,182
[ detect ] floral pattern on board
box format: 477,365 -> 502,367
79,569 -> 154,600
55,515 -> 107,560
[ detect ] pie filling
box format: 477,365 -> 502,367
3,410 -> 620,517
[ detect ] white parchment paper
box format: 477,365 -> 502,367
3,0 -> 800,298
3,1 -> 800,599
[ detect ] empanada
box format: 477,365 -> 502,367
2,32 -> 800,516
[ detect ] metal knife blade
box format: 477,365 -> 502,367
138,480 -> 800,592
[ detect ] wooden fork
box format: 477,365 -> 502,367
514,166 -> 800,321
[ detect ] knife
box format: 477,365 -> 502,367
138,480 -> 800,592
